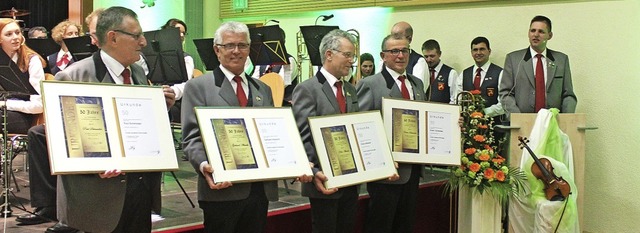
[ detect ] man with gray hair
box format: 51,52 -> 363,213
27,26 -> 48,39
181,21 -> 311,233
292,29 -> 361,233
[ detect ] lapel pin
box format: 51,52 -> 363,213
256,96 -> 262,101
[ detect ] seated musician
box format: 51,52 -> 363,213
47,20 -> 82,75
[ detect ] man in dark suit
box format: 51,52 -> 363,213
391,22 -> 427,87
20,7 -> 176,233
500,15 -> 577,117
455,37 -> 505,120
292,29 -> 361,233
181,21 -> 310,233
356,34 -> 425,233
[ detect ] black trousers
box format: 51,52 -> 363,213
309,185 -> 358,233
27,125 -> 56,208
199,182 -> 269,233
111,173 -> 153,233
1,110 -> 33,134
364,165 -> 421,233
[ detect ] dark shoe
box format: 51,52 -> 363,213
45,222 -> 79,233
16,207 -> 56,225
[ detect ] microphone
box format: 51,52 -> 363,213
322,14 -> 334,21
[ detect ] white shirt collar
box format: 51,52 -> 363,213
100,50 -> 127,84
320,67 -> 340,86
219,64 -> 246,84
530,47 -> 547,57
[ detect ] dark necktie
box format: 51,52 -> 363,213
334,81 -> 346,113
122,68 -> 131,85
429,68 -> 435,84
398,75 -> 410,100
473,67 -> 482,90
535,54 -> 545,112
233,76 -> 248,107
56,54 -> 69,67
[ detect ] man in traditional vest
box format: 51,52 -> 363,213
421,39 -> 458,104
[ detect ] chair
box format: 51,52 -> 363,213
259,73 -> 285,107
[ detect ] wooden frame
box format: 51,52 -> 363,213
308,111 -> 397,189
41,81 -> 178,174
382,97 -> 461,165
195,107 -> 312,183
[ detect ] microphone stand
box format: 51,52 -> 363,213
0,94 -> 12,218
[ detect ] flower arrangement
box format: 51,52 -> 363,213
446,90 -> 525,204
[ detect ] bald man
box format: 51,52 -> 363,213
390,22 -> 427,93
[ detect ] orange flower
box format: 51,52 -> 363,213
469,163 -> 480,172
495,170 -> 506,182
478,153 -> 490,161
473,135 -> 485,142
492,155 -> 505,164
484,168 -> 495,180
470,90 -> 481,95
484,145 -> 492,150
477,124 -> 488,129
464,148 -> 476,155
470,111 -> 484,118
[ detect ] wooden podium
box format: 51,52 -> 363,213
503,113 -> 595,232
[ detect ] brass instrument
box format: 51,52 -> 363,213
346,29 -> 361,85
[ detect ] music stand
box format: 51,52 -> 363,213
25,38 -> 60,61
249,25 -> 289,66
142,27 -> 188,85
64,35 -> 98,61
299,25 -> 339,66
193,38 -> 219,71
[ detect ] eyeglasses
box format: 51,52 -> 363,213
113,29 -> 144,40
216,43 -> 250,51
332,49 -> 357,61
382,48 -> 411,56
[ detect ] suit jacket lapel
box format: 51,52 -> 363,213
382,67 -> 403,98
92,51 -> 114,84
522,48 -> 536,88
545,49 -> 557,90
316,71 -> 341,113
247,74 -> 266,106
213,68 -> 239,106
130,64 -> 147,85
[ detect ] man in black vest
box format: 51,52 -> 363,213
455,36 -> 505,122
390,22 -> 427,86
421,39 -> 458,104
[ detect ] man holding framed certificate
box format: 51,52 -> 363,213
181,21 -> 312,233
356,33 -> 426,233
292,29 -> 363,233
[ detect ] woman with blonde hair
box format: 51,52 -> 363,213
0,18 -> 46,134
48,20 -> 82,74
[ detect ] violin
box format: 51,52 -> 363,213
518,136 -> 571,201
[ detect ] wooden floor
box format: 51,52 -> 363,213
0,149 -> 451,233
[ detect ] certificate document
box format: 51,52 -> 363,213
254,118 -> 297,168
353,121 -> 386,171
321,125 -> 358,176
391,108 -> 419,153
211,119 -> 258,170
426,111 -> 453,154
60,96 -> 111,158
113,97 -> 161,157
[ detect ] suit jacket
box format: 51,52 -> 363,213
356,67 -> 425,184
181,68 -> 278,202
499,47 -> 577,116
292,71 -> 359,199
47,51 -> 75,75
54,52 -> 161,233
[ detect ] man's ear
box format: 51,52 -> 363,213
548,31 -> 553,41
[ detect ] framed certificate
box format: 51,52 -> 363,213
195,107 -> 312,183
308,111 -> 397,189
382,97 -> 461,165
41,81 -> 179,174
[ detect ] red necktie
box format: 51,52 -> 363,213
398,75 -> 410,100
56,54 -> 69,67
473,67 -> 482,90
535,54 -> 545,112
429,68 -> 435,84
122,68 -> 131,85
233,76 -> 248,107
334,81 -> 346,113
